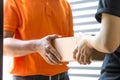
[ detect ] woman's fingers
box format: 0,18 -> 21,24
74,47 -> 91,65
73,48 -> 78,59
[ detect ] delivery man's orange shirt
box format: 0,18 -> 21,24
4,0 -> 74,76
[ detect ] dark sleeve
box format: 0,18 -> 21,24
95,0 -> 120,23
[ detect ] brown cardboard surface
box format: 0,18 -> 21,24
52,37 -> 81,62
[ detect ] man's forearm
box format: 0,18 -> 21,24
4,38 -> 37,57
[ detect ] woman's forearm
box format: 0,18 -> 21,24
87,13 -> 120,53
86,35 -> 111,53
87,31 -> 120,53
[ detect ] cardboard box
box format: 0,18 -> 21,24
52,37 -> 81,62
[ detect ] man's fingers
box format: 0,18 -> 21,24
46,54 -> 60,64
49,47 -> 62,60
47,34 -> 61,41
44,55 -> 54,65
45,46 -> 62,64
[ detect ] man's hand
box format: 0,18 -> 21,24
35,34 -> 62,65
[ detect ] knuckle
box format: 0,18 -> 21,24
45,45 -> 51,49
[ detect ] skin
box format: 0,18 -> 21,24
4,30 -> 62,65
73,13 -> 120,64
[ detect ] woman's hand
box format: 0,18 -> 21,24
35,34 -> 62,65
73,34 -> 93,65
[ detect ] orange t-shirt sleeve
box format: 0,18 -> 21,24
4,0 -> 19,32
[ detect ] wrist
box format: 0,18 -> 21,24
85,36 -> 94,49
30,40 -> 40,52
